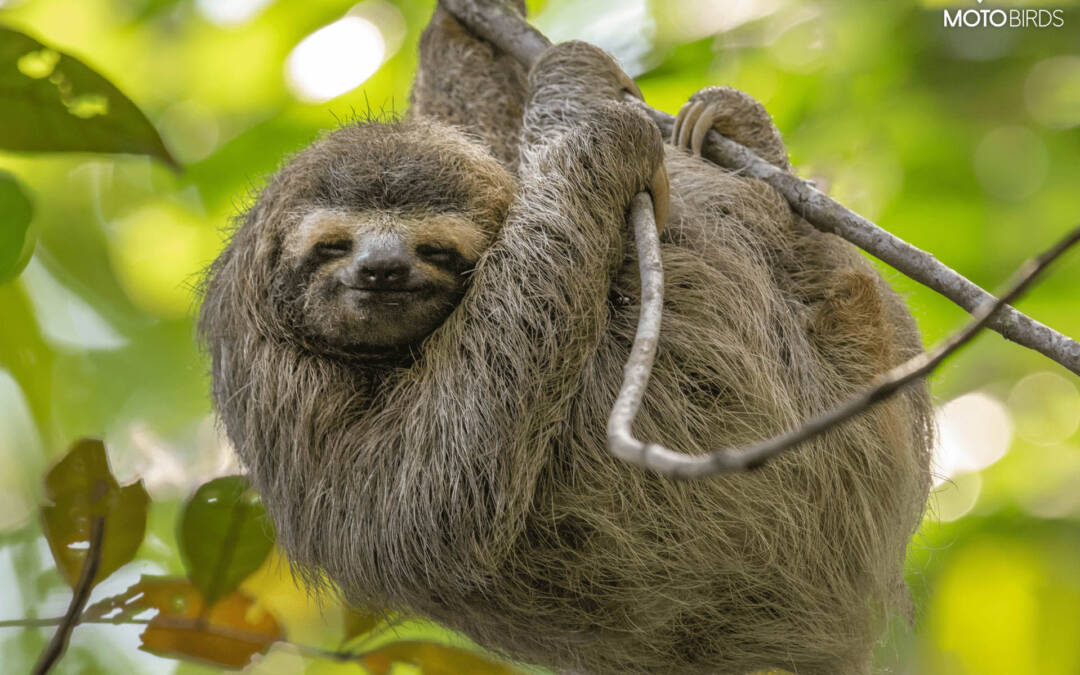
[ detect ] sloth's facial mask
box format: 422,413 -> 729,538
282,208 -> 488,350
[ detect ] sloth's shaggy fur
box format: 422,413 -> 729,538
199,18 -> 933,675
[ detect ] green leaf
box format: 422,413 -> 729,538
0,169 -> 33,282
0,26 -> 177,167
179,476 -> 275,606
40,437 -> 150,588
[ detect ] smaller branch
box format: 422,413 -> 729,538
0,617 -> 150,629
32,516 -> 105,675
609,212 -> 1080,480
3,614 -> 427,669
0,617 -> 65,629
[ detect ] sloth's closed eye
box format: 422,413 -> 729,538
416,244 -> 456,264
315,240 -> 351,257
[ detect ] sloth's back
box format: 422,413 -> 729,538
440,148 -> 934,675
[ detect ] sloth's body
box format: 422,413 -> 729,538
200,8 -> 932,675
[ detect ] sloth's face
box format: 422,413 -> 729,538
282,208 -> 490,351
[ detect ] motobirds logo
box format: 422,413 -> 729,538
944,0 -> 1065,28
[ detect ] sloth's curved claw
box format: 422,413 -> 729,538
690,102 -> 722,157
671,101 -> 689,145
673,99 -> 721,157
650,163 -> 669,234
614,66 -> 643,101
673,100 -> 705,151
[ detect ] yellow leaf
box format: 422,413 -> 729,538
125,576 -> 284,670
362,641 -> 522,675
342,604 -> 382,642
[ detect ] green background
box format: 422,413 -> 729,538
1,0 -> 1078,672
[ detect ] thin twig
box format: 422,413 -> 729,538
438,0 -> 1080,374
2,614 -> 457,668
0,616 -> 135,629
0,617 -> 63,629
608,216 -> 1080,479
32,516 -> 105,675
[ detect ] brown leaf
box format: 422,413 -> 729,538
108,576 -> 283,669
362,641 -> 523,675
40,438 -> 148,588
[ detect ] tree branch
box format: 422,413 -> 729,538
32,516 -> 105,675
670,115 -> 1080,375
438,0 -> 1080,374
608,211 -> 1079,478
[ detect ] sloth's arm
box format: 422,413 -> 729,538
410,3 -> 528,170
438,41 -> 663,390
398,42 -> 663,488
518,41 -> 643,150
431,42 -> 662,401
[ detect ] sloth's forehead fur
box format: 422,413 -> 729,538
256,118 -> 516,241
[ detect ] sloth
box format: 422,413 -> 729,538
200,6 -> 932,675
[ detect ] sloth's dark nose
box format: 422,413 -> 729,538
352,240 -> 412,290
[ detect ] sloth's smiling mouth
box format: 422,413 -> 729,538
344,286 -> 439,307
349,288 -> 418,299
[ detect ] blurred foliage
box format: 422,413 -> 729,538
0,169 -> 33,281
24,440 -> 523,673
178,476 -> 273,606
40,438 -> 148,588
0,0 -> 1078,673
0,26 -> 176,164
125,576 -> 283,668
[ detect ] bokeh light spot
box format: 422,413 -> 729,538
1019,443 -> 1080,519
654,0 -> 781,42
820,152 -> 903,222
1025,56 -> 1080,130
943,24 -> 1016,62
1007,372 -> 1080,446
194,0 -> 275,27
930,471 -> 982,522
110,419 -> 240,499
931,391 -> 1013,486
348,0 -> 406,57
286,16 -> 386,103
65,93 -> 108,119
16,49 -> 59,79
157,100 -> 221,164
20,257 -> 128,351
0,370 -> 40,533
107,203 -> 220,319
770,13 -> 826,74
973,125 -> 1048,201
534,0 -> 653,76
928,537 -> 1080,674
930,540 -> 1041,675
